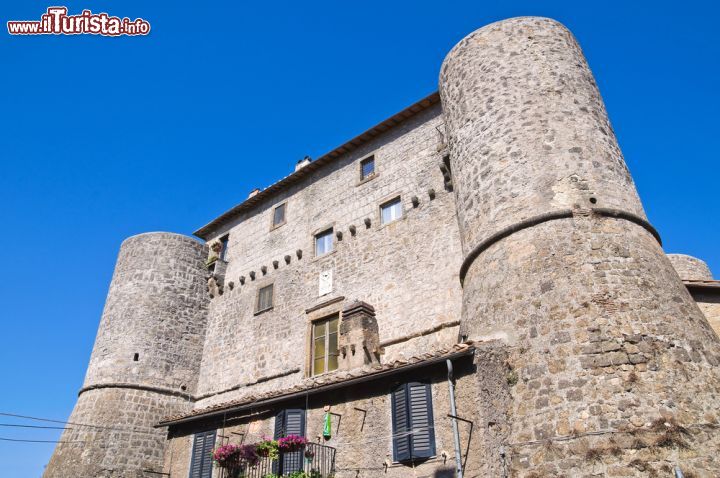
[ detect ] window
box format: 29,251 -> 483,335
272,203 -> 286,227
391,382 -> 436,462
256,284 -> 274,313
360,156 -> 375,180
381,197 -> 403,224
219,235 -> 229,261
189,430 -> 216,478
315,229 -> 334,257
312,315 -> 339,375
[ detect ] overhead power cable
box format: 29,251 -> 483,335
0,423 -> 70,430
0,437 -> 83,443
0,412 -> 158,435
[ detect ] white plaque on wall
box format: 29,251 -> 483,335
319,270 -> 333,296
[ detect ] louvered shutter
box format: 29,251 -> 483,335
273,409 -> 306,474
392,382 -> 435,462
407,382 -> 435,459
284,409 -> 306,436
391,385 -> 412,462
274,410 -> 285,439
201,431 -> 216,478
189,430 -> 216,478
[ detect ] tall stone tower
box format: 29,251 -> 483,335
44,233 -> 209,478
440,17 -> 720,476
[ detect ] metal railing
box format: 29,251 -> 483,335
230,442 -> 336,478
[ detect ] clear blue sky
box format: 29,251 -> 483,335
1,1 -> 718,476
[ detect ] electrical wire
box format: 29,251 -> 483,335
0,437 -> 83,443
0,412 -> 158,435
0,423 -> 70,430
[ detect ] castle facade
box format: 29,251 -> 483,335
45,17 -> 720,478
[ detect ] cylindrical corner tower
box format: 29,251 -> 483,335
440,17 -> 720,476
667,253 -> 714,281
44,232 -> 210,478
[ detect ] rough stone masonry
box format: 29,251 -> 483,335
45,16 -> 719,478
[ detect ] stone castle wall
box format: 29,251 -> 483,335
440,16 -> 720,477
45,16 -> 720,478
194,103 -> 464,409
667,254 -> 714,281
44,233 -> 210,477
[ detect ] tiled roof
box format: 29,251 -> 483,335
157,341 -> 474,427
193,92 -> 441,240
684,279 -> 720,289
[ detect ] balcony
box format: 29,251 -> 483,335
227,442 -> 336,478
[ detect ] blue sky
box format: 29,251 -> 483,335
1,1 -> 718,476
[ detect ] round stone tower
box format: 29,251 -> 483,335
667,253 -> 714,281
440,17 -> 720,476
44,233 -> 210,478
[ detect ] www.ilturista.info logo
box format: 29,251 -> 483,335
7,7 -> 150,36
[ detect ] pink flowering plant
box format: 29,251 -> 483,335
212,443 -> 259,471
277,434 -> 308,452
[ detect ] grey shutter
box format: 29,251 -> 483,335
407,382 -> 435,459
189,430 -> 215,478
274,409 -> 305,474
391,385 -> 412,462
274,410 -> 285,438
284,409 -> 305,436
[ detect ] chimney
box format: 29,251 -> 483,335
339,300 -> 380,370
295,155 -> 312,171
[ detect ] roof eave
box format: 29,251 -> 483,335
156,345 -> 473,428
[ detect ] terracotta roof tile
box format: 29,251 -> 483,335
158,341 -> 474,427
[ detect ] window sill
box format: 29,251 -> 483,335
311,249 -> 337,263
356,172 -> 379,187
378,214 -> 407,231
270,220 -> 287,232
308,368 -> 340,379
254,306 -> 274,316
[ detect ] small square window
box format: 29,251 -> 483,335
315,229 -> 334,256
256,284 -> 273,313
272,203 -> 286,227
360,156 -> 375,180
381,197 -> 403,224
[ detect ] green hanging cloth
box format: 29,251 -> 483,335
323,412 -> 332,439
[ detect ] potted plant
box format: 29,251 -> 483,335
255,438 -> 279,460
212,444 -> 258,478
277,434 -> 308,453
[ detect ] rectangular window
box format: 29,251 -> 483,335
360,156 -> 375,180
312,314 -> 339,375
315,229 -> 334,257
381,197 -> 403,225
256,284 -> 274,313
391,382 -> 435,462
219,235 -> 229,261
272,203 -> 286,227
189,430 -> 216,478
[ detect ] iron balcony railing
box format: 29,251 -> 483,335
227,442 -> 336,478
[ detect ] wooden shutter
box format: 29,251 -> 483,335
391,385 -> 412,462
407,382 -> 435,459
274,409 -> 306,474
391,382 -> 435,462
274,410 -> 285,439
189,430 -> 216,478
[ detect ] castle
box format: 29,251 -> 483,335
44,17 -> 720,478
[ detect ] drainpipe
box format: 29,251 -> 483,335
446,359 -> 463,478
